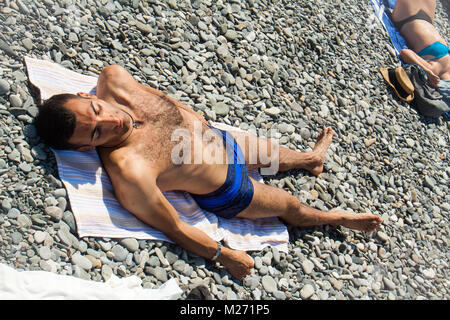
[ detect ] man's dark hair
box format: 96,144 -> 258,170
34,93 -> 80,150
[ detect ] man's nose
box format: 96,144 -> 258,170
98,114 -> 120,126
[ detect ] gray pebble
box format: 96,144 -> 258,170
165,251 -> 178,265
243,275 -> 260,289
212,102 -> 230,116
62,211 -> 76,232
377,231 -> 389,243
44,206 -> 63,221
10,95 -> 23,108
11,231 -> 23,244
7,208 -> 20,219
173,259 -> 186,273
72,253 -> 93,271
155,247 -> 170,267
0,79 -> 10,95
273,291 -> 286,300
17,214 -> 32,228
147,256 -> 160,267
34,231 -> 47,244
39,246 -> 52,260
170,55 -> 184,68
8,149 -> 21,162
1,199 -> 12,210
152,266 -> 168,282
18,163 -> 32,173
300,284 -> 315,299
383,277 -> 396,290
119,238 -> 139,252
302,259 -> 315,274
261,275 -> 277,293
300,127 -> 311,140
57,227 -> 73,246
224,30 -> 238,41
254,256 -> 263,269
111,245 -> 128,262
98,240 -> 112,252
101,265 -> 113,281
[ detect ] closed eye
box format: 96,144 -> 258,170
90,102 -> 101,142
91,101 -> 99,115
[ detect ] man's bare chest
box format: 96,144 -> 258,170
127,93 -> 186,159
131,124 -> 182,163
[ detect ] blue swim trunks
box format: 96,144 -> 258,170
190,126 -> 254,219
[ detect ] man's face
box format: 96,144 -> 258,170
66,93 -> 133,150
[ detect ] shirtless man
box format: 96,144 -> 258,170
34,65 -> 382,280
391,0 -> 449,87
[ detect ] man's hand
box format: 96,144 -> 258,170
218,248 -> 254,280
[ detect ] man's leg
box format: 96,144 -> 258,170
228,127 -> 334,176
236,178 -> 382,232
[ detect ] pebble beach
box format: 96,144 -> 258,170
0,0 -> 449,300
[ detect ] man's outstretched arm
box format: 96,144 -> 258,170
109,158 -> 254,280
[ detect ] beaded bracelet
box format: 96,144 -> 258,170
211,242 -> 222,261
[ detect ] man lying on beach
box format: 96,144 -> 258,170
34,65 -> 382,280
391,0 -> 449,89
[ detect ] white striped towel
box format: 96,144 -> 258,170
25,56 -> 289,253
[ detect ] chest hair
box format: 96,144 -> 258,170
130,93 -> 185,163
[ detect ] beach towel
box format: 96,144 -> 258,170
24,56 -> 289,253
370,0 -> 408,57
0,263 -> 182,300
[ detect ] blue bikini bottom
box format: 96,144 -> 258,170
190,126 -> 254,219
417,42 -> 450,61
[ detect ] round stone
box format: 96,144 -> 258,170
152,266 -> 168,282
302,259 -> 315,274
44,206 -> 63,221
224,30 -> 238,41
17,214 -> 32,227
119,238 -> 139,252
111,245 -> 128,262
72,254 -> 93,271
261,275 -> 277,293
212,102 -> 230,116
300,128 -> 311,140
39,246 -> 52,260
34,231 -> 47,244
300,284 -> 315,299
10,94 -> 23,108
0,79 -> 10,95
7,208 -> 20,219
11,232 -> 23,244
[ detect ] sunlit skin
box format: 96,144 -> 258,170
392,0 -> 450,86
66,92 -> 136,150
60,65 -> 382,280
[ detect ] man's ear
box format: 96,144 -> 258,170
74,145 -> 95,152
77,92 -> 96,99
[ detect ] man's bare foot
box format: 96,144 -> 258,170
305,127 -> 334,176
329,209 -> 382,232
